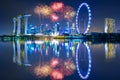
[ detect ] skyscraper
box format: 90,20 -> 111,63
17,15 -> 22,35
13,17 -> 17,35
71,23 -> 76,35
105,18 -> 115,33
24,14 -> 31,35
13,14 -> 31,36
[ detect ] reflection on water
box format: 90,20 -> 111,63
1,39 -> 120,80
12,40 -> 92,80
76,43 -> 91,79
105,43 -> 116,59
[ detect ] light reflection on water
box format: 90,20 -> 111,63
12,40 -> 91,80
0,40 -> 120,80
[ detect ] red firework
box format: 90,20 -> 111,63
50,69 -> 64,80
50,13 -> 59,21
50,58 -> 59,68
50,2 -> 64,12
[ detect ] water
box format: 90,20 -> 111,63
0,39 -> 120,80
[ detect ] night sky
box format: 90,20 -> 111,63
0,0 -> 120,34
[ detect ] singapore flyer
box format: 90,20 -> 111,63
76,3 -> 92,34
76,43 -> 92,79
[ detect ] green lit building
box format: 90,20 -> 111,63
105,18 -> 115,33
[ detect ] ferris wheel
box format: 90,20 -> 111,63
76,3 -> 92,34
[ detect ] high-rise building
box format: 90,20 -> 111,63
24,15 -> 31,35
17,15 -> 22,35
20,16 -> 25,35
20,15 -> 31,35
13,17 -> 17,35
67,22 -> 70,34
71,23 -> 76,35
105,18 -> 115,33
54,23 -> 60,35
13,14 -> 31,36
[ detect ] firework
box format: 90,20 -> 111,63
50,2 -> 64,12
50,13 -> 59,21
34,5 -> 42,16
51,69 -> 64,80
41,5 -> 53,17
34,64 -> 52,78
34,2 -> 76,22
64,6 -> 76,20
34,5 -> 52,17
50,58 -> 59,68
63,59 -> 75,76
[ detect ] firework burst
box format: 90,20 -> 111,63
50,2 -> 64,12
64,6 -> 76,20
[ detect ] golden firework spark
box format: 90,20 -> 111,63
34,5 -> 42,15
34,64 -> 52,78
34,5 -> 53,17
64,6 -> 76,20
41,5 -> 53,17
63,59 -> 76,76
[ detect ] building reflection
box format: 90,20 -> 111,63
105,43 -> 116,59
12,40 -> 92,79
13,40 -> 31,66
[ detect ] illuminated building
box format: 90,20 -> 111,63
27,24 -> 33,34
17,15 -> 22,35
13,14 -> 31,35
24,15 -> 31,35
51,23 -> 60,36
105,43 -> 116,59
13,17 -> 17,35
63,22 -> 70,35
67,22 -> 70,34
20,16 -> 25,35
55,23 -> 60,35
105,18 -> 115,33
71,23 -> 76,35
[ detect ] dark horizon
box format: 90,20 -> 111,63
0,0 -> 120,34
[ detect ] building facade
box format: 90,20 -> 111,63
105,18 -> 115,33
13,14 -> 31,36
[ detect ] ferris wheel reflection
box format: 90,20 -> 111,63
76,43 -> 92,79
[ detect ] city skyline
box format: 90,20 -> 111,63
0,0 -> 120,34
0,1 -> 120,80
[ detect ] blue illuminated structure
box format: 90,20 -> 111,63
13,14 -> 31,36
13,17 -> 17,35
76,43 -> 92,79
76,3 -> 92,34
